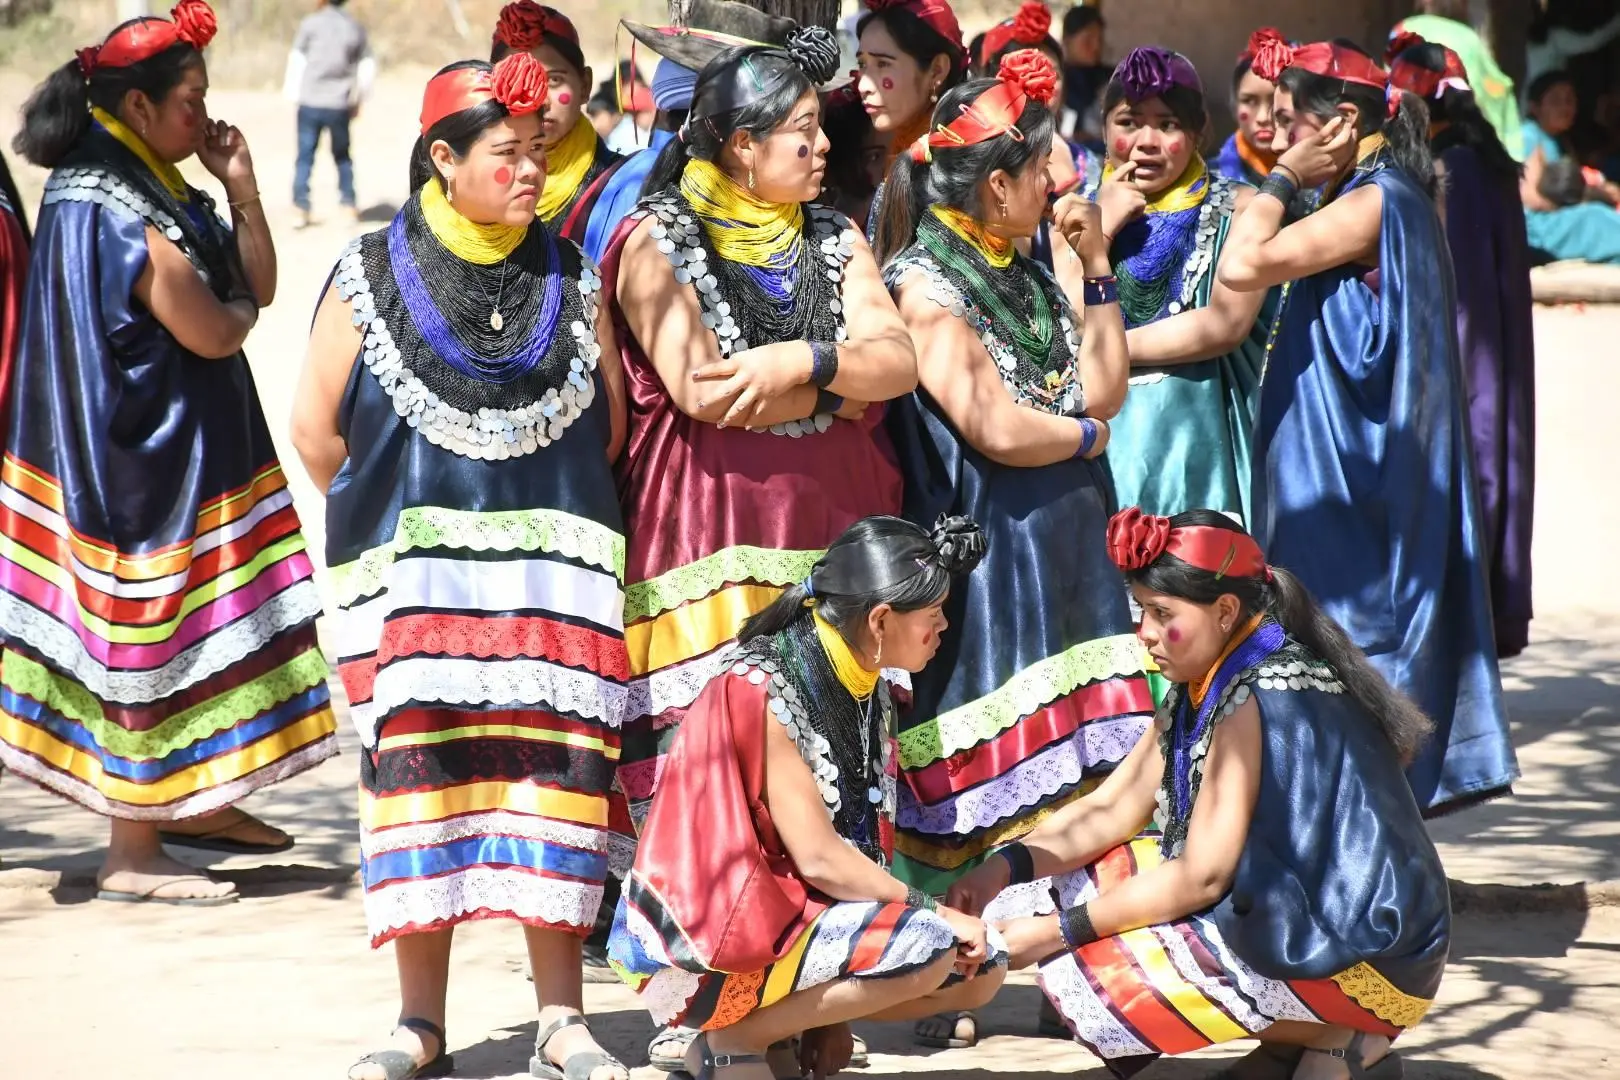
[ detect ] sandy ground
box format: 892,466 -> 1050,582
2,77 -> 1619,1078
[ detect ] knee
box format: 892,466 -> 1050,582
957,964 -> 1006,1010
910,949 -> 960,994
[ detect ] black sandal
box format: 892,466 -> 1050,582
1300,1033 -> 1403,1080
684,1033 -> 769,1080
1213,1043 -> 1305,1080
349,1017 -> 453,1080
531,1013 -> 629,1080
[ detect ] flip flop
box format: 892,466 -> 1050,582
349,1017 -> 454,1080
158,807 -> 295,855
95,876 -> 239,907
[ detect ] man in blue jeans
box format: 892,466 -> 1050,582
284,0 -> 374,227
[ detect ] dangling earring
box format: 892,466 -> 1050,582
930,84 -> 940,104
874,635 -> 884,668
998,199 -> 1008,218
748,167 -> 756,191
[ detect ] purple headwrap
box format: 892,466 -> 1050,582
1113,46 -> 1202,103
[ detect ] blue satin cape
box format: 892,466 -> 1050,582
1252,160 -> 1518,814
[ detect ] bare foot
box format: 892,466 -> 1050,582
160,806 -> 292,849
349,1025 -> 440,1080
96,849 -> 237,902
539,1009 -> 628,1080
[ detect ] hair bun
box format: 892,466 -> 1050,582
929,514 -> 988,575
784,25 -> 840,86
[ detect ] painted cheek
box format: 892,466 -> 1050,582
1165,626 -> 1182,644
1112,136 -> 1130,157
493,166 -> 514,186
1166,135 -> 1184,156
1236,108 -> 1250,124
798,144 -> 809,158
557,90 -> 572,106
881,77 -> 895,91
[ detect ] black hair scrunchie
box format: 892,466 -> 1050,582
929,514 -> 988,576
784,24 -> 840,85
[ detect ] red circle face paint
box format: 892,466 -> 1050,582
1236,108 -> 1251,125
493,165 -> 514,185
557,90 -> 573,106
881,77 -> 895,91
1166,626 -> 1182,644
1165,135 -> 1185,156
1112,137 -> 1130,157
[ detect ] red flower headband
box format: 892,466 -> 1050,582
494,0 -> 578,51
76,0 -> 217,76
1106,508 -> 1271,582
910,48 -> 1056,164
980,1 -> 1052,69
420,53 -> 549,135
1248,27 -> 1397,117
1385,33 -> 1471,101
863,0 -> 966,55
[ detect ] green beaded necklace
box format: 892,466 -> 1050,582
918,215 -> 1054,360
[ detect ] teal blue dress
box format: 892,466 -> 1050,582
1105,173 -> 1275,523
1522,119 -> 1620,265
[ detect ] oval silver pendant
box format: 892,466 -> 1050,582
490,310 -> 504,332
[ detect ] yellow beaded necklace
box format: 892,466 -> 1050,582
1101,154 -> 1210,215
537,118 -> 598,223
813,612 -> 880,700
931,205 -> 1013,269
92,106 -> 189,202
419,179 -> 527,265
677,158 -> 804,269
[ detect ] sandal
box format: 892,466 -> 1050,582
95,875 -> 238,907
687,1033 -> 768,1080
348,1017 -> 453,1080
1300,1033 -> 1402,1080
650,1026 -> 699,1072
531,1013 -> 628,1080
158,807 -> 295,855
913,1010 -> 977,1049
1214,1043 -> 1305,1080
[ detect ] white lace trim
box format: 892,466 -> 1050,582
1039,949 -> 1156,1058
1151,918 -> 1268,1032
362,655 -> 626,738
334,238 -> 608,462
898,713 -> 1148,835
361,810 -> 618,859
1195,911 -> 1317,1024
0,734 -> 337,821
363,864 -> 601,942
0,582 -> 325,704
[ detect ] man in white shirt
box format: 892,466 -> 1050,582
284,0 -> 375,226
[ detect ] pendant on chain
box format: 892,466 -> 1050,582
490,309 -> 504,332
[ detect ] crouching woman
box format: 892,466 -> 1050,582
959,508 -> 1449,1080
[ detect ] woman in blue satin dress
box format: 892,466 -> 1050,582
1218,32 -> 1517,817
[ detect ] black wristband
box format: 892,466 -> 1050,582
1059,902 -> 1099,950
814,388 -> 843,416
809,341 -> 840,389
998,842 -> 1035,886
905,886 -> 938,912
1258,169 -> 1299,206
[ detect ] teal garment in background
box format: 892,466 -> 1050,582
1521,120 -> 1620,265
1104,181 -> 1273,524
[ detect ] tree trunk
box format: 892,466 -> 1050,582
720,0 -> 842,33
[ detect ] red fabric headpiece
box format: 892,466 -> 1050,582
1385,34 -> 1471,101
494,0 -> 578,52
863,0 -> 966,55
979,1 -> 1052,68
1248,28 -> 1395,116
1106,508 -> 1271,581
76,0 -> 217,75
420,53 -> 549,135
910,48 -> 1056,163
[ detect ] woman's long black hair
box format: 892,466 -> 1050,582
1394,43 -> 1519,187
640,42 -> 829,198
1126,510 -> 1433,764
738,515 -> 986,648
408,60 -> 514,192
1278,39 -> 1435,195
872,76 -> 1055,265
0,153 -> 30,243
13,22 -> 203,169
857,6 -> 968,94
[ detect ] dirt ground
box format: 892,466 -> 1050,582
1,75 -> 1619,1079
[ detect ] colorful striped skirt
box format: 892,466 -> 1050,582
0,455 -> 337,818
982,838 -> 1437,1067
608,898 -> 1005,1030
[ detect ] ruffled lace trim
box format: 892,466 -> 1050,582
330,505 -> 624,607
624,545 -> 824,622
0,583 -> 324,705
898,634 -> 1148,768
363,865 -> 602,943
363,655 -> 627,736
372,613 -> 629,679
1,646 -> 331,759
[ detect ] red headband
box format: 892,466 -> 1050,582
910,49 -> 1056,163
1249,28 -> 1396,117
1106,508 -> 1271,581
76,0 -> 216,76
494,0 -> 578,52
863,0 -> 966,55
980,1 -> 1052,68
1385,34 -> 1471,101
420,53 -> 549,135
